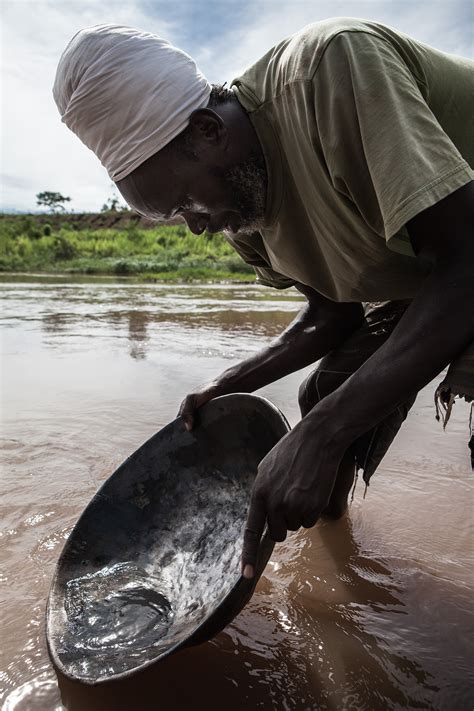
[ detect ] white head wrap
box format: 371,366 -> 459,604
53,24 -> 212,181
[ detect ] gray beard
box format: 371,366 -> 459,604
221,154 -> 267,233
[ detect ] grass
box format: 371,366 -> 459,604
0,214 -> 255,282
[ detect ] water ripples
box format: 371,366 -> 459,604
1,279 -> 473,710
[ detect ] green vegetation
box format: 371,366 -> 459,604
0,214 -> 255,283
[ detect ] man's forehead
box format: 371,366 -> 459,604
115,175 -> 151,216
117,159 -> 171,218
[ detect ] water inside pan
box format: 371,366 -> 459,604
63,562 -> 173,654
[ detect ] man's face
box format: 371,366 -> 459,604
117,132 -> 267,235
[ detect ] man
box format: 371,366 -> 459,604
54,20 -> 473,581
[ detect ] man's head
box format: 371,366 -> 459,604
116,85 -> 267,234
54,24 -> 267,235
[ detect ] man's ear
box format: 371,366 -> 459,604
187,108 -> 228,148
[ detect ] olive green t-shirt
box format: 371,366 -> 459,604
229,18 -> 474,301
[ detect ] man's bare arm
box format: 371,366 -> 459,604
241,181 -> 474,577
322,181 -> 474,442
179,285 -> 363,429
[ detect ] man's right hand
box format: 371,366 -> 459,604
178,383 -> 222,431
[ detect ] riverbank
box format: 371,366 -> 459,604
0,213 -> 254,282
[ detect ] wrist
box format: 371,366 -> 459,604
207,373 -> 242,398
213,364 -> 252,396
303,393 -> 355,449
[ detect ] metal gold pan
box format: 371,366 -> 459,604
46,394 -> 290,684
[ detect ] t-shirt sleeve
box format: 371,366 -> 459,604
313,31 -> 473,253
225,232 -> 296,289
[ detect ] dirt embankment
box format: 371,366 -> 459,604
0,211 -> 183,230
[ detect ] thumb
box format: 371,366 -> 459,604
178,396 -> 196,431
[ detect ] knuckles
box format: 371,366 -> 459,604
250,461 -> 330,542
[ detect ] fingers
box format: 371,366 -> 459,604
271,508 -> 320,535
286,488 -> 321,530
178,396 -> 195,431
301,510 -> 319,529
284,508 -> 301,532
268,511 -> 287,542
241,499 -> 321,581
241,494 -> 266,580
178,387 -> 219,431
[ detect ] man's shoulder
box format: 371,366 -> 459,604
231,18 -> 386,108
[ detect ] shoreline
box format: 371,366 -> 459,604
0,270 -> 256,285
0,214 -> 256,282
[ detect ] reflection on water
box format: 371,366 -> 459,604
42,312 -> 69,334
27,282 -> 298,361
1,277 -> 473,710
127,311 -> 148,360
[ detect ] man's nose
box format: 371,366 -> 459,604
182,211 -> 208,235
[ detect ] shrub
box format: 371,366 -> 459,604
113,259 -> 133,275
53,234 -> 77,260
124,221 -> 143,243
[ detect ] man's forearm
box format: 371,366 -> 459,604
213,300 -> 363,395
314,243 -> 474,445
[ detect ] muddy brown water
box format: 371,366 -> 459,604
1,276 -> 473,710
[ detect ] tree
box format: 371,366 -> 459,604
101,196 -> 121,212
101,184 -> 129,212
36,191 -> 71,213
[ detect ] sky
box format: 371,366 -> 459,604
1,0 -> 473,213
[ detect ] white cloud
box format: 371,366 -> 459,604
1,0 -> 177,212
1,0 -> 472,212
201,0 -> 473,81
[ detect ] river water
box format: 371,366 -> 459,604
1,276 -> 473,710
